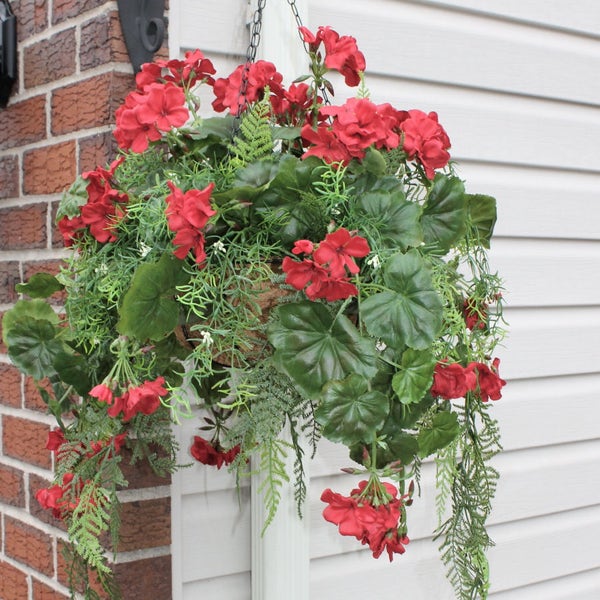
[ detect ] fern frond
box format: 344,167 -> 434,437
230,96 -> 273,169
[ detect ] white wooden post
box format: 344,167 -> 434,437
250,2 -> 310,599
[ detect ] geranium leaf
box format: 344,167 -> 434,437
2,299 -> 59,346
421,174 -> 466,251
6,318 -> 64,380
357,190 -> 422,250
268,301 -> 378,398
117,254 -> 188,341
16,273 -> 64,299
361,250 -> 443,350
417,411 -> 460,458
467,193 -> 497,249
316,374 -> 388,445
392,348 -> 436,405
52,351 -> 91,396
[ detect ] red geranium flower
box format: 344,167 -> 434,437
399,109 -> 451,179
321,479 -> 409,561
431,361 -> 477,400
313,227 -> 370,278
45,429 -> 66,453
165,181 -> 216,264
135,82 -> 189,131
470,358 -> 506,402
212,60 -> 284,115
190,435 -> 240,469
300,123 -> 353,165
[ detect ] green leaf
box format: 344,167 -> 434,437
357,190 -> 423,250
316,374 -> 388,445
6,318 -> 64,380
16,273 -> 64,298
467,194 -> 497,248
362,147 -> 387,176
268,301 -> 378,399
56,176 -> 88,221
271,126 -> 302,141
117,254 -> 188,341
2,299 -> 59,346
361,250 -> 443,350
392,348 -> 436,405
421,174 -> 466,251
53,352 -> 91,396
418,411 -> 460,458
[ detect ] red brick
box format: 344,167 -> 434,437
0,310 -> 9,353
2,415 -> 51,468
4,516 -> 54,576
24,375 -> 52,413
0,260 -> 19,303
0,154 -> 19,199
120,448 -> 171,489
115,497 -> 171,552
0,560 -> 29,600
0,95 -> 46,150
24,28 -> 76,88
52,0 -> 107,25
15,0 -> 48,41
23,141 -> 76,194
51,72 -> 133,135
0,462 -> 25,507
80,11 -> 129,70
0,203 -> 47,249
57,540 -> 110,598
0,362 -> 22,408
78,131 -> 118,173
29,472 -> 68,530
114,555 -> 171,600
32,579 -> 69,600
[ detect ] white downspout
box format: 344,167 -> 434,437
250,2 -> 310,599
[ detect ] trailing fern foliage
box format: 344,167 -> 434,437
435,399 -> 502,600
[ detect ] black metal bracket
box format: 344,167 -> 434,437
117,0 -> 165,74
0,0 -> 16,108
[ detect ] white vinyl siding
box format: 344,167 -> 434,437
171,1 -> 600,598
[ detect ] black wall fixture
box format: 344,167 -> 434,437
117,0 -> 166,73
0,0 -> 16,108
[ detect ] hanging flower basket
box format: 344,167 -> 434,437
2,21 -> 506,600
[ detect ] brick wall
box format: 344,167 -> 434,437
0,2 -> 172,598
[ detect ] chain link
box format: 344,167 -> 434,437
236,0 -> 329,118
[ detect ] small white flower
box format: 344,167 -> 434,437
138,242 -> 152,257
213,240 -> 226,253
376,340 -> 387,352
199,330 -> 214,346
94,263 -> 109,275
367,254 -> 381,269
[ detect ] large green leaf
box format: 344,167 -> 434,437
316,374 -> 388,445
417,411 -> 460,457
268,301 -> 378,399
421,174 -> 466,251
16,273 -> 64,299
53,352 -> 91,396
2,299 -> 59,346
467,193 -> 497,248
357,190 -> 423,250
6,318 -> 65,380
392,348 -> 436,405
361,250 -> 443,350
117,254 -> 188,341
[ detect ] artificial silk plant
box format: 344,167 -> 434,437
2,24 -> 506,600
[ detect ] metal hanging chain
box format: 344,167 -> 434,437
236,0 -> 330,119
